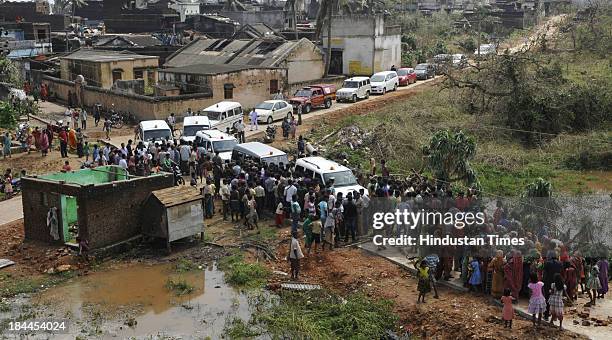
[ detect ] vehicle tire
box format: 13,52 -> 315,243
176,177 -> 185,186
382,88 -> 386,95
365,91 -> 370,99
324,99 -> 332,108
352,94 -> 357,103
393,84 -> 398,91
267,116 -> 273,124
114,121 -> 123,129
304,104 -> 312,113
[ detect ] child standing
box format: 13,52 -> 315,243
585,263 -> 601,306
549,273 -> 569,330
83,141 -> 90,162
527,272 -> 547,327
416,260 -> 431,304
501,288 -> 514,328
469,257 -> 482,292
275,201 -> 284,228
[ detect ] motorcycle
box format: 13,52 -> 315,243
264,125 -> 277,144
163,161 -> 184,186
109,112 -> 124,129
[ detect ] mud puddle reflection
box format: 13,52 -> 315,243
34,262 -> 251,338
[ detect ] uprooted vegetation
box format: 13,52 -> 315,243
217,251 -> 270,290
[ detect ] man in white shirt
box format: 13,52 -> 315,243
284,179 -> 297,204
167,113 -> 176,137
289,231 -> 305,280
118,154 -> 128,170
233,119 -> 245,143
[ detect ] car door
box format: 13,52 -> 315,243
278,101 -> 290,120
271,102 -> 281,121
312,89 -> 322,106
385,74 -> 392,91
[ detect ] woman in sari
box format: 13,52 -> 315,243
489,250 -> 505,298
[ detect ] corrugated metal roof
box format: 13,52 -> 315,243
165,37 -> 315,69
151,186 -> 202,208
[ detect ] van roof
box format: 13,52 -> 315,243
372,71 -> 397,76
296,156 -> 350,173
345,77 -> 370,82
233,142 -> 286,158
195,129 -> 236,141
183,116 -> 211,126
203,101 -> 242,112
139,120 -> 171,130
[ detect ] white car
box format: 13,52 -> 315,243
202,101 -> 243,132
370,71 -> 399,95
138,120 -> 172,147
295,156 -> 368,198
194,129 -> 238,163
180,116 -> 211,143
336,77 -> 371,103
254,100 -> 292,124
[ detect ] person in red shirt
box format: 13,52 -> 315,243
62,160 -> 71,172
58,128 -> 68,158
455,192 -> 469,211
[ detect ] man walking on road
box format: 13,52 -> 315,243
58,127 -> 68,158
249,109 -> 258,131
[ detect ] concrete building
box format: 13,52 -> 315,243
184,14 -> 239,39
158,63 -> 287,108
0,21 -> 52,59
219,9 -> 286,31
168,0 -> 201,22
21,166 -> 174,250
103,0 -> 179,33
321,14 -> 401,76
60,49 -> 159,89
0,1 -> 71,30
165,37 -> 325,87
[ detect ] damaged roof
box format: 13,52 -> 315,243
95,35 -> 163,47
164,37 -> 320,68
158,63 -> 281,75
61,49 -> 159,62
233,23 -> 283,39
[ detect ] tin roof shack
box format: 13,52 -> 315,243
21,166 -> 174,250
143,186 -> 204,252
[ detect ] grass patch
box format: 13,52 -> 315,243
223,317 -> 260,339
218,251 -> 270,289
253,290 -> 398,340
164,279 -> 194,296
174,258 -> 199,273
243,226 -> 278,244
0,300 -> 10,312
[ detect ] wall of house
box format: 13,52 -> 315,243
21,173 -> 174,249
209,68 -> 287,109
219,10 -> 286,30
43,76 -> 216,120
374,34 -> 402,73
60,58 -> 158,89
284,42 -> 325,84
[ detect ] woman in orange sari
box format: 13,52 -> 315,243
488,250 -> 505,298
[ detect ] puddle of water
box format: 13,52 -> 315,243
33,263 -> 252,338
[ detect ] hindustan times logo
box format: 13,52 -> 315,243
372,209 -> 486,230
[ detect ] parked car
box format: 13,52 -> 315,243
180,116 -> 211,143
452,54 -> 468,68
397,68 -> 417,86
254,100 -> 293,124
295,156 -> 368,198
201,101 -> 243,132
194,129 -> 238,163
288,84 -> 336,114
138,120 -> 172,147
370,71 -> 399,95
415,63 -> 435,80
232,142 -> 289,166
336,77 -> 371,102
474,44 -> 496,58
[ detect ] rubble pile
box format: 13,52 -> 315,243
334,125 -> 375,151
568,308 -> 612,327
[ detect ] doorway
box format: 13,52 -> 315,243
60,195 -> 79,245
329,50 -> 343,75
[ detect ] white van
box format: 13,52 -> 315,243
231,142 -> 289,166
202,101 -> 243,132
138,120 -> 172,147
336,77 -> 371,102
295,156 -> 367,198
181,116 -> 211,143
370,71 -> 399,95
194,129 -> 238,163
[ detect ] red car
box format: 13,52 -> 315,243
397,67 -> 417,86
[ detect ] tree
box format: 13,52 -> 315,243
0,101 -> 18,129
422,130 -> 479,188
519,178 -> 561,230
0,55 -> 23,87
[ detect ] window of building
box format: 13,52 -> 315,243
224,83 -> 234,99
134,69 -> 143,79
112,69 -> 123,83
147,70 -> 155,85
269,79 -> 278,94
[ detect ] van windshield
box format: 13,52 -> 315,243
203,110 -> 224,120
143,129 -> 171,142
212,140 -> 238,153
370,75 -> 385,82
343,81 -> 359,88
323,170 -> 357,187
183,125 -> 209,137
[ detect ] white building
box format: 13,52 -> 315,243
321,14 -> 402,76
168,0 -> 201,22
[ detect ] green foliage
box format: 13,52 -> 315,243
174,258 -> 198,273
0,101 -> 18,129
218,251 -> 270,289
255,290 -> 398,340
422,130 -> 479,187
223,317 -> 260,339
164,279 -> 194,296
458,37 -> 477,53
0,56 -> 22,87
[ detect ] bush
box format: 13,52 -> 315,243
0,101 -> 17,129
